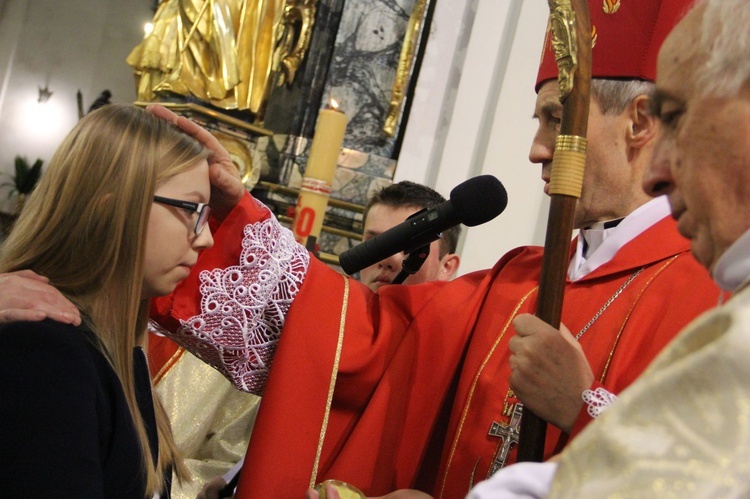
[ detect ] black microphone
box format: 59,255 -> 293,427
339,175 -> 508,275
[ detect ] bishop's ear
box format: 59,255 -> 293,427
628,94 -> 659,147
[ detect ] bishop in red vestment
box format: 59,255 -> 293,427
152,191 -> 718,498
147,0 -> 720,497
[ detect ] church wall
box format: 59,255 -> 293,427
0,0 -> 151,214
454,0 -> 552,275
398,0 -> 551,275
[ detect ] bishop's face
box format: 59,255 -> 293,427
643,3 -> 750,272
530,81 -> 651,229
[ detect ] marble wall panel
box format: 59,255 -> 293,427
263,0 -> 346,137
323,0 -> 419,158
257,0 -> 435,261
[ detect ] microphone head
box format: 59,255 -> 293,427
450,175 -> 508,227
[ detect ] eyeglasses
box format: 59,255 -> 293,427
153,195 -> 211,235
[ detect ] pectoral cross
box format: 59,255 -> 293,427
487,402 -> 524,476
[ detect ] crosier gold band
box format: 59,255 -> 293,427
549,134 -> 587,197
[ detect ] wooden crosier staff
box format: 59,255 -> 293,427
516,0 -> 591,463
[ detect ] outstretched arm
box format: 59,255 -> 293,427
146,107 -> 316,393
147,104 -> 245,221
0,270 -> 80,325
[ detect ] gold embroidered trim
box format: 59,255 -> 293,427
600,254 -> 681,382
310,275 -> 350,488
153,345 -> 186,385
437,286 -> 538,499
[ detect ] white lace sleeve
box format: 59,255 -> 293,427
166,209 -> 310,394
582,387 -> 618,418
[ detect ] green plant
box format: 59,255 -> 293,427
1,156 -> 43,199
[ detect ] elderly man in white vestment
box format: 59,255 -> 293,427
466,0 -> 750,497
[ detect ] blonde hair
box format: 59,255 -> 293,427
0,104 -> 209,496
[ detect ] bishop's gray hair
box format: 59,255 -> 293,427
591,79 -> 656,116
698,0 -> 750,97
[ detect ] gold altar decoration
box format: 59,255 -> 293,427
277,0 -> 317,86
215,131 -> 261,190
127,0 -> 316,116
383,0 -> 429,137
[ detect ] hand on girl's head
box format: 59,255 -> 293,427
146,104 -> 245,219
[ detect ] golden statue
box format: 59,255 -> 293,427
127,0 -> 316,116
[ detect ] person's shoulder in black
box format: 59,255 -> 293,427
0,319 -> 148,498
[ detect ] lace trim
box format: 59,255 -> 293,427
170,215 -> 310,394
582,387 -> 618,418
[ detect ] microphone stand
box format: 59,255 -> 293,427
391,244 -> 430,284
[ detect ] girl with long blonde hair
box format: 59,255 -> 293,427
0,104 -> 214,497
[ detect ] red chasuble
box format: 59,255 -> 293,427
147,333 -> 184,382
151,194 -> 720,498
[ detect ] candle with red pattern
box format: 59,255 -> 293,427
292,100 -> 348,250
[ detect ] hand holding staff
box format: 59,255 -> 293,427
516,0 -> 592,463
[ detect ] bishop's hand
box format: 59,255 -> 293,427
508,313 -> 594,433
147,104 -> 245,221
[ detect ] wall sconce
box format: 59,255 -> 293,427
38,85 -> 53,103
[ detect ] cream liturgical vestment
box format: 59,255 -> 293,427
149,332 -> 260,499
549,292 -> 750,495
473,287 -> 750,497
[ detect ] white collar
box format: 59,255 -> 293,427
568,196 -> 672,281
712,227 -> 750,292
581,220 -> 622,259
